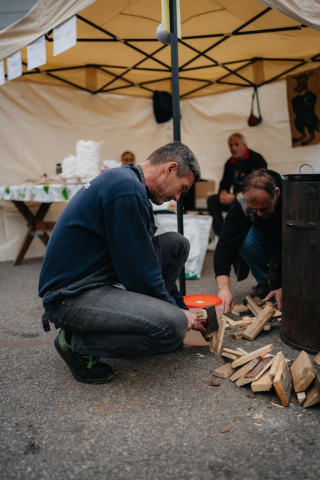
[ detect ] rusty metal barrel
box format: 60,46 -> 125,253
281,172 -> 320,354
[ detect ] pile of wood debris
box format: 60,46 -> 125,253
208,295 -> 320,409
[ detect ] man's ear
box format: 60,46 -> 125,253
275,187 -> 280,198
165,162 -> 179,176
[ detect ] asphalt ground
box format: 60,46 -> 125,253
1,251 -> 319,480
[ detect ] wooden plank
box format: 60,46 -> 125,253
213,317 -> 226,354
222,315 -> 255,329
273,361 -> 293,407
232,332 -> 243,340
251,370 -> 273,392
236,347 -> 248,355
195,309 -> 207,321
303,385 -> 320,408
269,352 -> 285,379
246,295 -> 262,317
236,375 -> 255,387
209,334 -> 217,354
221,352 -> 237,361
291,350 -> 315,393
297,391 -> 306,405
236,358 -> 271,386
222,348 -> 245,358
313,361 -> 320,394
254,357 -> 274,381
233,304 -> 250,314
232,344 -> 273,368
313,352 -> 320,366
242,305 -> 275,341
213,362 -> 235,379
229,358 -> 260,382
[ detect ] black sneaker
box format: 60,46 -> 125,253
54,330 -> 114,384
253,284 -> 270,300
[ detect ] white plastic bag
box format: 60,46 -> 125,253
154,214 -> 212,279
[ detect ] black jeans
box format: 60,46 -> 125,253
207,194 -> 231,236
47,232 -> 189,358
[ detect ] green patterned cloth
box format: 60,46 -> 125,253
0,184 -> 84,203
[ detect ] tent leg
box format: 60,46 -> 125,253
170,0 -> 186,296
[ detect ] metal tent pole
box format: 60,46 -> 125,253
169,0 -> 186,296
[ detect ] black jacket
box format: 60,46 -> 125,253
214,170 -> 283,278
219,149 -> 267,195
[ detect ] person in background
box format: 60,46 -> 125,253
207,133 -> 267,247
214,169 -> 283,314
122,151 -> 135,166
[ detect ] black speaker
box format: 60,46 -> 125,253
153,91 -> 173,124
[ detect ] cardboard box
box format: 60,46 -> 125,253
195,180 -> 216,199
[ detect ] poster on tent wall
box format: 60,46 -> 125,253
287,66 -> 320,148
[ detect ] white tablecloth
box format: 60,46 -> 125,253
0,184 -> 83,203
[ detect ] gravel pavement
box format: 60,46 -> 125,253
1,252 -> 319,480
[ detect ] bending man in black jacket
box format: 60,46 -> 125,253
207,133 -> 267,238
214,169 -> 282,314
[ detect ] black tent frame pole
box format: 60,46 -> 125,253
169,0 -> 186,296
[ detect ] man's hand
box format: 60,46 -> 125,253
181,309 -> 197,331
219,288 -> 234,314
219,191 -> 235,206
195,319 -> 208,339
260,288 -> 282,311
216,275 -> 234,314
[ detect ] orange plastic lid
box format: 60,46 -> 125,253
183,294 -> 222,309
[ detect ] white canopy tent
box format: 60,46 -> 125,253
1,0 -> 320,264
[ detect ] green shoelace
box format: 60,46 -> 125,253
82,355 -> 100,369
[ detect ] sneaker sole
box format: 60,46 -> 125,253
54,336 -> 114,384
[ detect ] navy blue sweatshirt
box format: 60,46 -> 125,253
39,165 -> 184,309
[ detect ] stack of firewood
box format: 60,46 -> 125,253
212,345 -> 320,408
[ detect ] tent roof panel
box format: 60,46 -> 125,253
1,0 -> 320,98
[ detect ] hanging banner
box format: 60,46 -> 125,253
53,16 -> 77,56
0,60 -> 5,85
27,35 -> 46,70
161,0 -> 181,39
287,66 -> 320,148
7,51 -> 22,81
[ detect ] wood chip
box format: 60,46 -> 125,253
220,427 -> 229,433
297,391 -> 306,405
209,378 -> 220,386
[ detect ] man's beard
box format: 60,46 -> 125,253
150,183 -> 170,205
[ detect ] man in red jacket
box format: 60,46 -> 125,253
207,133 -> 267,242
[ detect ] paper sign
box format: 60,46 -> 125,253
0,61 -> 5,85
7,51 -> 22,81
161,0 -> 181,39
53,16 -> 77,56
27,35 -> 46,70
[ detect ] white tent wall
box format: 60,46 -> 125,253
1,78 -> 320,262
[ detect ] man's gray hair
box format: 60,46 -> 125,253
228,132 -> 247,146
147,142 -> 201,182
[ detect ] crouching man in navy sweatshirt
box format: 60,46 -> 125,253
39,142 -> 204,384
